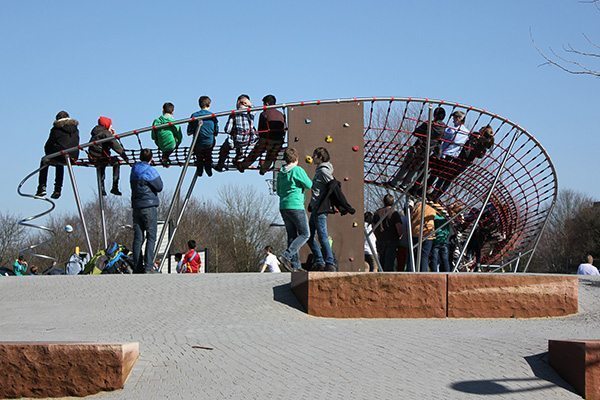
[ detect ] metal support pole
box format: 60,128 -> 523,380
364,225 -> 383,272
416,104 -> 433,272
513,252 -> 522,273
522,201 -> 556,273
65,156 -> 93,256
488,249 -> 534,273
158,173 -> 199,272
153,121 -> 201,264
96,169 -> 108,250
454,131 -> 521,271
405,198 -> 416,272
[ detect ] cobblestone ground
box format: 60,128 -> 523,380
1,274 -> 599,400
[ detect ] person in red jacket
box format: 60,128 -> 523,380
180,240 -> 202,273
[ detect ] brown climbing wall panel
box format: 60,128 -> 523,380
287,102 -> 364,271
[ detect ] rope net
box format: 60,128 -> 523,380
362,99 -> 556,268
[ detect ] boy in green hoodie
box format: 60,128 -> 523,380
152,102 -> 182,165
276,148 -> 312,271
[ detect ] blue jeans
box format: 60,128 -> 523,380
376,240 -> 399,272
308,213 -> 335,266
280,209 -> 310,270
417,239 -> 434,272
431,243 -> 450,272
132,206 -> 158,273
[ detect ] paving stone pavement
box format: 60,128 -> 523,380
1,274 -> 599,400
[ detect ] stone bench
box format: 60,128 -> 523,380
291,271 -> 578,319
549,339 -> 600,400
0,342 -> 139,398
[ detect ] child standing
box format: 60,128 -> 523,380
152,102 -> 182,165
276,148 -> 313,271
259,246 -> 281,273
187,96 -> 219,177
364,212 -> 378,272
89,116 -> 129,196
215,94 -> 256,172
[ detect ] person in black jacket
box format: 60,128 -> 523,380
89,116 -> 129,196
239,94 -> 286,175
36,111 -> 80,199
388,107 -> 446,191
307,147 -> 336,271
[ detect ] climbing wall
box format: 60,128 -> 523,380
287,102 -> 364,272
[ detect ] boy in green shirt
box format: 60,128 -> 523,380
13,255 -> 28,276
152,102 -> 182,166
276,148 -> 312,271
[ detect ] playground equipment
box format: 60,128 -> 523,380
17,97 -> 557,272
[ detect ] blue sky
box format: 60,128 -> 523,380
0,0 -> 598,219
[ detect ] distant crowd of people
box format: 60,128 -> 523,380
364,194 -> 504,273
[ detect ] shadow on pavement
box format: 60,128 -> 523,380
525,352 -> 576,393
273,283 -> 305,312
450,352 -> 576,396
583,279 -> 600,288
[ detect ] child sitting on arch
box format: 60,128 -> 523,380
36,110 -> 80,199
187,96 -> 219,177
152,102 -> 182,166
89,116 -> 129,196
215,94 -> 256,172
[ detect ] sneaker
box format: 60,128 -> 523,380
50,190 -> 61,199
214,164 -> 225,173
235,162 -> 245,173
312,263 -> 325,272
324,264 -> 337,272
110,187 -> 122,196
35,186 -> 47,197
277,255 -> 293,272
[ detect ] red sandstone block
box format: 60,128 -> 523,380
549,339 -> 600,400
447,274 -> 578,318
291,271 -> 447,318
0,342 -> 139,398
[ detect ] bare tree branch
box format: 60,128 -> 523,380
530,27 -> 600,77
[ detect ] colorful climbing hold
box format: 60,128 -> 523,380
352,145 -> 359,152
325,135 -> 333,143
305,155 -> 313,164
305,118 -> 312,124
343,122 -> 350,127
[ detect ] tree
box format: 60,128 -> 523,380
528,189 -> 599,272
532,1 -> 600,77
0,212 -> 26,266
